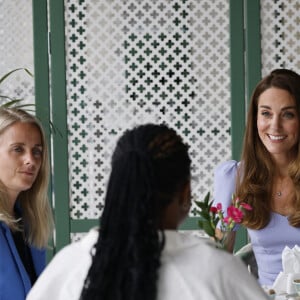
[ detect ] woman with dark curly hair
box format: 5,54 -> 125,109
27,123 -> 268,300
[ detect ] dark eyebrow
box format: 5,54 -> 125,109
258,105 -> 297,110
282,106 -> 297,111
9,143 -> 43,148
258,105 -> 270,109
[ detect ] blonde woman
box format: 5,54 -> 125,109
0,108 -> 53,300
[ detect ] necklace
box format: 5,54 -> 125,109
275,176 -> 286,198
273,176 -> 295,215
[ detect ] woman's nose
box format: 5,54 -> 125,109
24,152 -> 35,165
270,115 -> 282,129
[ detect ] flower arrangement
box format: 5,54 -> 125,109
194,192 -> 252,249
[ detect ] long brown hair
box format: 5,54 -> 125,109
237,69 -> 300,229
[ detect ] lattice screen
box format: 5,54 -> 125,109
0,0 -> 34,106
64,0 -> 232,221
261,0 -> 300,76
2,0 -> 300,234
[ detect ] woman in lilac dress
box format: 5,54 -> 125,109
214,69 -> 300,286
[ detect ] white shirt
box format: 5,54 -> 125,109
158,231 -> 268,299
27,229 -> 268,300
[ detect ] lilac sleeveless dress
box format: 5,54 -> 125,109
214,160 -> 300,286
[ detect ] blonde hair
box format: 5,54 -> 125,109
237,69 -> 300,229
0,107 -> 53,248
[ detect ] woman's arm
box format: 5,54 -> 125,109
213,160 -> 239,253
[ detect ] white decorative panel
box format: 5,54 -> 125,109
0,0 -> 34,106
64,0 -> 231,219
261,0 -> 300,76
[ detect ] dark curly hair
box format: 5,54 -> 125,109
80,123 -> 191,300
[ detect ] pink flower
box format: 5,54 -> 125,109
210,206 -> 218,213
216,203 -> 222,211
227,206 -> 243,223
223,216 -> 230,224
240,202 -> 252,211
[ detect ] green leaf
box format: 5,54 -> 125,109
199,211 -> 210,220
194,192 -> 220,238
0,95 -> 15,101
213,216 -> 220,227
1,100 -> 35,109
198,219 -> 206,230
203,192 -> 211,205
0,68 -> 32,85
0,68 -> 34,110
194,200 -> 208,210
198,220 -> 215,237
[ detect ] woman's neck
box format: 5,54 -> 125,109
271,151 -> 296,173
7,195 -> 18,216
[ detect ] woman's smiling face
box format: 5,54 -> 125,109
257,87 -> 299,161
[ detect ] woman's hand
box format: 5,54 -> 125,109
215,228 -> 236,252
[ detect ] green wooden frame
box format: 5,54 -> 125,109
230,0 -> 246,251
32,0 -> 53,259
230,0 -> 261,251
33,0 -> 71,254
245,0 -> 262,103
48,0 -> 70,252
230,0 -> 245,161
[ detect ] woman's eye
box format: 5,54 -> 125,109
282,111 -> 295,119
33,148 -> 42,157
261,111 -> 271,117
13,147 -> 23,153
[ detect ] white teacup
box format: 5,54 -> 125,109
293,279 -> 300,296
287,273 -> 300,294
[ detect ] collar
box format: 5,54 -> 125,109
162,230 -> 210,254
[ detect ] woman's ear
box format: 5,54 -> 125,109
160,181 -> 191,230
179,181 -> 191,215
